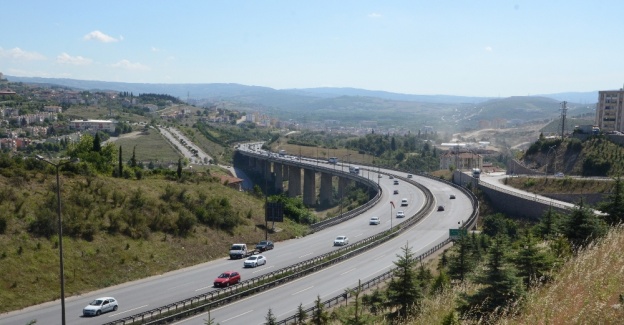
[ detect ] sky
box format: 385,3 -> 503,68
1,1 -> 623,97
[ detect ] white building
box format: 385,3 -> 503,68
70,119 -> 117,133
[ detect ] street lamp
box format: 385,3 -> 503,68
36,155 -> 75,325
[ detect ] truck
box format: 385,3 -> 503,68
229,243 -> 259,259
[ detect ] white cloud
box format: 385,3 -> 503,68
368,13 -> 382,18
0,47 -> 46,61
151,46 -> 160,52
485,46 -> 493,52
56,52 -> 92,65
83,30 -> 119,43
111,59 -> 150,71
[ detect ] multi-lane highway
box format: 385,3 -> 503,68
0,143 -> 473,325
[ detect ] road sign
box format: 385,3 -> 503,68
266,202 -> 284,222
449,228 -> 468,239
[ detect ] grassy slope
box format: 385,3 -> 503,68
0,172 -> 306,313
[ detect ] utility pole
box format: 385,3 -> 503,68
560,101 -> 568,138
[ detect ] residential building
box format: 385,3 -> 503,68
439,150 -> 483,171
69,119 -> 117,133
595,87 -> 624,132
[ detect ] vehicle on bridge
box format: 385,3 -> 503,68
401,198 -> 408,206
244,255 -> 267,268
83,297 -> 118,316
472,168 -> 481,178
349,166 -> 360,174
214,271 -> 241,287
328,157 -> 338,164
255,240 -> 274,252
334,236 -> 349,246
369,217 -> 381,225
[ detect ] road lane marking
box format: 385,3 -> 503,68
252,265 -> 274,274
340,268 -> 356,275
373,254 -> 385,261
109,304 -> 149,316
353,233 -> 364,238
299,252 -> 313,258
221,309 -> 253,323
195,285 -> 213,292
291,286 -> 314,295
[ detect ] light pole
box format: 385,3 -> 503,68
36,155 -> 75,325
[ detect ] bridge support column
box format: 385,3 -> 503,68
319,172 -> 333,207
338,177 -> 350,201
303,168 -> 316,206
274,163 -> 283,193
288,166 -> 302,197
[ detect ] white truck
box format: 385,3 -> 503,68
229,243 -> 258,259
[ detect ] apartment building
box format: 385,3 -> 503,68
595,87 -> 624,132
70,119 -> 116,133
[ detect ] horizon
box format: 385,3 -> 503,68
2,1 -> 623,97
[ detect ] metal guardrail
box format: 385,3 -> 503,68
102,169 -> 439,325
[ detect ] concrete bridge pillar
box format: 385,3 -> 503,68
248,156 -> 256,169
338,177 -> 350,201
319,172 -> 333,206
288,166 -> 302,197
265,160 -> 272,179
274,163 -> 284,193
303,168 -> 316,206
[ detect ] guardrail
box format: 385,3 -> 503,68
103,169 -> 438,325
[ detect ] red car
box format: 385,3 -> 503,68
214,271 -> 241,287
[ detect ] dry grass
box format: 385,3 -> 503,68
111,129 -> 181,163
504,176 -> 614,194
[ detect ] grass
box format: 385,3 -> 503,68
504,176 -> 614,194
0,170 -> 307,313
110,129 -> 181,164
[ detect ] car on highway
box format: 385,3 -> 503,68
83,297 -> 118,316
393,180 -> 399,185
450,194 -> 456,199
393,189 -> 399,194
369,217 -> 381,225
389,175 -> 394,179
378,174 -> 382,178
396,211 -> 405,218
555,172 -> 564,177
334,236 -> 349,246
255,240 -> 274,252
401,198 -> 408,206
214,271 -> 241,287
407,174 -> 413,178
437,205 -> 445,211
244,255 -> 267,268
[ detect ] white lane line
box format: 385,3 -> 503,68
291,286 -> 314,296
109,304 -> 149,316
195,285 -> 213,292
221,309 -> 254,323
373,254 -> 385,261
299,252 -> 313,258
252,265 -> 274,274
353,233 -> 364,238
340,268 -> 356,275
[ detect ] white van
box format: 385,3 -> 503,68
401,198 -> 408,206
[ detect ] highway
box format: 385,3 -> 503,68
0,144 -> 472,325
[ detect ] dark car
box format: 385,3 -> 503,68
437,205 -> 445,211
255,240 -> 274,252
214,271 -> 241,287
450,194 -> 456,199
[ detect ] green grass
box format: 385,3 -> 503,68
111,130 -> 181,163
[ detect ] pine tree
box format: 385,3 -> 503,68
385,243 -> 423,318
513,230 -> 554,288
295,303 -> 307,324
264,308 -> 276,325
448,234 -> 475,283
598,176 -> 624,225
311,295 -> 329,325
345,280 -> 366,325
562,200 -> 608,248
458,236 -> 524,320
362,288 -> 386,316
534,206 -> 562,240
203,310 -> 219,325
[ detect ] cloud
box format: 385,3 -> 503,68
111,59 -> 150,71
368,13 -> 382,18
151,47 -> 160,52
83,30 -> 119,43
485,46 -> 493,52
56,53 -> 92,65
0,47 -> 46,61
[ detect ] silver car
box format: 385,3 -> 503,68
83,297 -> 118,316
334,236 -> 349,246
244,255 -> 267,268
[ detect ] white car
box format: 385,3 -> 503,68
334,236 -> 349,246
369,217 -> 381,225
83,297 -> 118,316
244,255 -> 267,268
396,211 -> 405,218
401,198 -> 408,206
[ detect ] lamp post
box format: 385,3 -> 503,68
36,155 -> 75,325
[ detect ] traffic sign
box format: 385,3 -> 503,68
449,228 -> 468,239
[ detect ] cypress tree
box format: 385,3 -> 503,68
93,132 -> 101,152
295,303 -> 307,324
264,308 -> 276,325
118,146 -> 123,178
311,295 -> 329,325
131,145 -> 137,168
